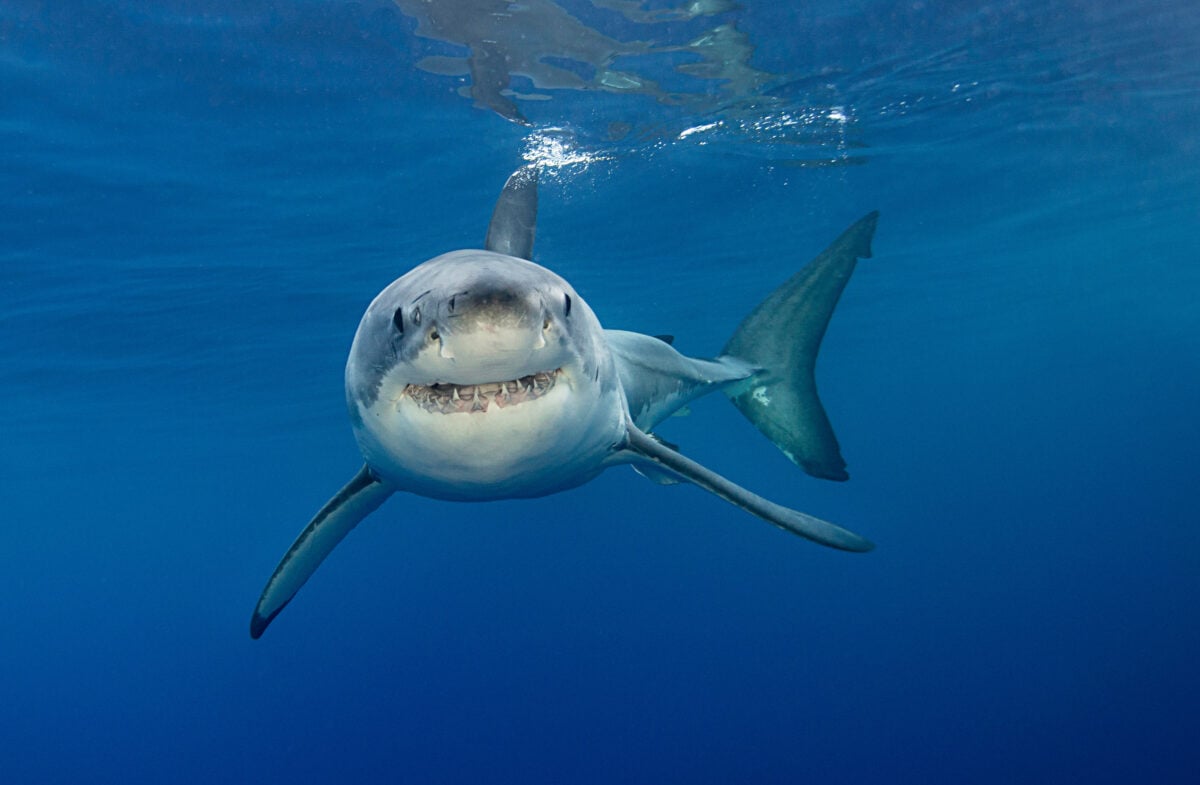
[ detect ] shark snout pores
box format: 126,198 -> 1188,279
436,284 -> 553,356
445,285 -> 539,327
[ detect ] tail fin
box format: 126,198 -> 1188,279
722,212 -> 879,481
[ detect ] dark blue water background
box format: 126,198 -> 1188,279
3,1 -> 1198,783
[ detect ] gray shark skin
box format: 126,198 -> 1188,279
724,212 -> 879,481
250,167 -> 880,639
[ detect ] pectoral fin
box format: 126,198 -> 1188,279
620,422 -> 873,552
631,432 -> 683,485
250,465 -> 392,639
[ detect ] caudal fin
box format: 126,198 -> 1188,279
722,212 -> 879,481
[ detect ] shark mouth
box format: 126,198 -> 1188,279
404,370 -> 560,414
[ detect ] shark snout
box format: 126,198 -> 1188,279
433,284 -> 552,367
439,285 -> 550,342
445,285 -> 542,328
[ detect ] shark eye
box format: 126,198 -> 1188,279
412,307 -> 422,326
392,308 -> 404,334
563,293 -> 572,317
428,328 -> 440,342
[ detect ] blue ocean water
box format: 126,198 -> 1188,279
3,1 -> 1199,782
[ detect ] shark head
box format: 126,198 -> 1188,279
346,249 -> 627,500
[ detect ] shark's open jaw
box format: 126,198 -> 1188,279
404,369 -> 561,414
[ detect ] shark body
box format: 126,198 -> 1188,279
251,168 -> 879,638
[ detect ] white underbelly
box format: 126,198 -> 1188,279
354,380 -> 625,500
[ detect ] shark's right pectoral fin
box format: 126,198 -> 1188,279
620,422 -> 874,552
250,465 -> 392,639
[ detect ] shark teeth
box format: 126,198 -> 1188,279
404,370 -> 560,414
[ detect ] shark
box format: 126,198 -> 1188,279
250,166 -> 879,638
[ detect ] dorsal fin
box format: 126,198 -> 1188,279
653,334 -> 675,345
484,166 -> 538,260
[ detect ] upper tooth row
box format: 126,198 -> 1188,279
421,371 -> 555,398
405,370 -> 557,409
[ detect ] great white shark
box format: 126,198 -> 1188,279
251,167 -> 880,638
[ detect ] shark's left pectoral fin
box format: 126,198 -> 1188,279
619,423 -> 874,552
250,465 -> 392,639
630,432 -> 683,485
